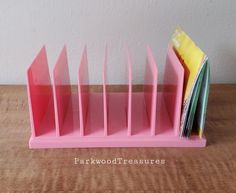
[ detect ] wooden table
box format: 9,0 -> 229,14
0,85 -> 235,192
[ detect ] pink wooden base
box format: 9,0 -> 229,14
29,93 -> 206,148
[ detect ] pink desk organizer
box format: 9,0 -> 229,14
27,46 -> 206,148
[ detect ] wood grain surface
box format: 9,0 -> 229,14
0,85 -> 235,192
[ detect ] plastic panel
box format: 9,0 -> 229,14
163,45 -> 184,136
78,47 -> 89,136
52,46 -> 79,136
27,47 -> 55,137
144,47 -> 158,136
103,47 -> 108,136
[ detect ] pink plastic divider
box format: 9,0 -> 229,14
52,46 -> 77,136
78,47 -> 105,136
127,49 -> 132,136
78,47 -> 89,136
163,45 -> 184,136
103,47 -> 108,136
144,47 -> 158,136
27,46 -> 55,137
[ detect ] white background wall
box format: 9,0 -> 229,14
0,0 -> 236,84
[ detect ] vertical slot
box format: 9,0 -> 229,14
78,47 -> 105,136
163,45 -> 184,136
131,47 -> 157,136
103,47 -> 108,136
78,47 -> 89,136
107,49 -> 128,136
53,46 -> 79,136
27,46 -> 55,137
144,47 -> 158,136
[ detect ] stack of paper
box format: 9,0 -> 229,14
171,27 -> 210,138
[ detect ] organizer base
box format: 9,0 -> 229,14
29,135 -> 206,148
29,92 -> 206,148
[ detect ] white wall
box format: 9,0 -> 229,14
0,0 -> 236,84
